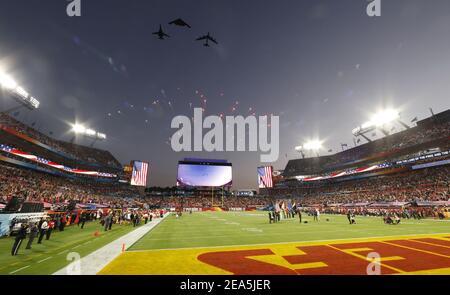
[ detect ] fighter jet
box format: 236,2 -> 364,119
195,33 -> 218,47
152,25 -> 170,40
169,18 -> 191,28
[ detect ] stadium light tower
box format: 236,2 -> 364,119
352,108 -> 405,141
303,140 -> 323,151
370,109 -> 399,127
0,73 -> 18,89
295,145 -> 305,159
70,123 -> 107,146
0,71 -> 40,110
72,123 -> 86,134
296,140 -> 323,158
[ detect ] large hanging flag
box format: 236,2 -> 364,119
257,166 -> 273,188
131,161 -> 149,186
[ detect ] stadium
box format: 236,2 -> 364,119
0,0 -> 449,282
1,106 -> 449,275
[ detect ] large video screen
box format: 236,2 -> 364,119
177,162 -> 232,187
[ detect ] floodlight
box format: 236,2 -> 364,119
0,73 -> 18,90
15,87 -> 29,98
72,124 -> 86,133
295,146 -> 303,151
85,129 -> 96,136
71,123 -> 106,140
303,140 -> 323,151
97,133 -> 107,139
29,97 -> 40,109
370,109 -> 399,127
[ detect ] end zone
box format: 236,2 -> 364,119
98,234 -> 450,275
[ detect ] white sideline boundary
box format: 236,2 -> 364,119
53,213 -> 170,275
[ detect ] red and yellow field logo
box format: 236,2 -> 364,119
99,235 -> 450,275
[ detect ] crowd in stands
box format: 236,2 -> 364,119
0,112 -> 121,169
285,117 -> 450,175
149,195 -> 273,209
1,162 -> 448,217
272,165 -> 449,205
0,164 -> 140,209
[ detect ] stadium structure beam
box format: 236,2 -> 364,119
360,134 -> 372,142
397,119 -> 410,130
378,127 -> 390,136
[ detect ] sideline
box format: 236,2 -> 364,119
53,213 -> 170,275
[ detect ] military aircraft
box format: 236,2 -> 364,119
195,33 -> 218,47
169,18 -> 191,28
152,25 -> 170,40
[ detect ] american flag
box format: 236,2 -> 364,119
1,144 -> 12,152
37,157 -> 49,164
258,166 -> 273,188
131,161 -> 149,186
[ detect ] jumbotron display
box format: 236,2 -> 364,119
177,160 -> 232,187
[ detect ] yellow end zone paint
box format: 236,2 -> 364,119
98,233 -> 450,275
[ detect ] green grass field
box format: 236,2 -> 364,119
1,212 -> 449,275
130,211 -> 450,250
0,221 -> 137,275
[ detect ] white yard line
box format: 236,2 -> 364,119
53,213 -> 169,275
37,256 -> 53,264
9,265 -> 30,274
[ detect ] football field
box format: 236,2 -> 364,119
0,221 -> 138,275
100,211 -> 450,275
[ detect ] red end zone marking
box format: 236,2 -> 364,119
196,238 -> 450,275
198,245 -> 396,275
283,245 -> 395,275
332,241 -> 450,272
413,238 -> 450,248
388,240 -> 450,256
198,249 -> 298,275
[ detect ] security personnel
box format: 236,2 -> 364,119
46,219 -> 55,240
38,219 -> 49,244
11,224 -> 27,256
80,213 -> 87,229
297,208 -> 302,223
26,223 -> 38,249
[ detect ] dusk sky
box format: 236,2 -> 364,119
0,0 -> 449,189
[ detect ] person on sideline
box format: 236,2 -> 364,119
26,222 -> 38,249
37,218 -> 49,244
11,224 -> 27,256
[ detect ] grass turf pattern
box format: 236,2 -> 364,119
130,212 -> 450,251
0,221 -> 137,275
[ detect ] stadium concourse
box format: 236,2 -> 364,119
0,109 -> 449,275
